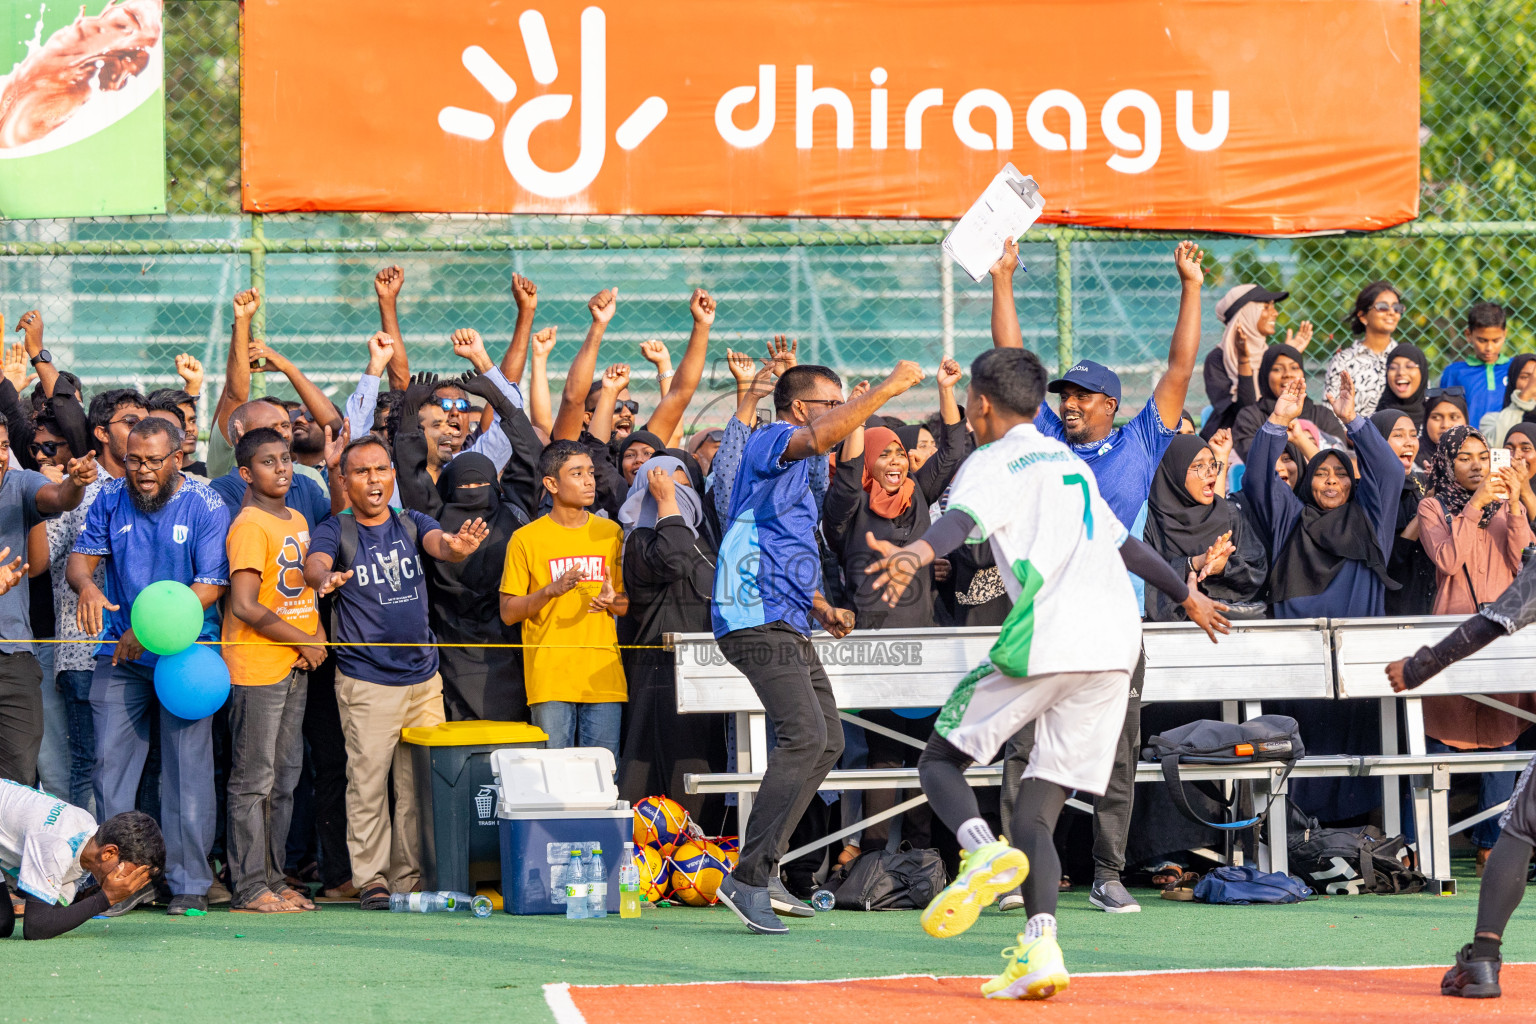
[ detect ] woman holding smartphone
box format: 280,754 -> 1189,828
1416,424 -> 1535,869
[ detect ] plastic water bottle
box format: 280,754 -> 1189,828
619,842 -> 642,919
589,845 -> 608,918
811,889 -> 836,912
565,849 -> 589,919
389,891 -> 494,917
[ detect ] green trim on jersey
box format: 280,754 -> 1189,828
936,659 -> 994,737
988,559 -> 1045,678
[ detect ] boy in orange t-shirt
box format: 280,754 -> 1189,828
222,427 -> 326,914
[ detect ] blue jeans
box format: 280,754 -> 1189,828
1426,738 -> 1518,850
91,656 -> 216,895
531,701 -> 621,760
57,669 -> 96,816
35,645 -> 69,800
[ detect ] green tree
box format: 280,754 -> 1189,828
164,0 -> 240,214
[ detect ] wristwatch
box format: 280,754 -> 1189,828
29,349 -> 51,366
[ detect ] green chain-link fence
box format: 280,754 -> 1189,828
1,0 -> 1533,433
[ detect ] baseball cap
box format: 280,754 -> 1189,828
1046,360 -> 1121,403
1215,284 -> 1289,325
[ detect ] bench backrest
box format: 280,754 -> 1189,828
1333,615 -> 1536,698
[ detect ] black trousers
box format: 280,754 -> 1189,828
0,651 -> 43,785
717,623 -> 843,888
1003,650 -> 1143,881
301,656 -> 352,890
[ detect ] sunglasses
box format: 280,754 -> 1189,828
1427,386 -> 1466,401
1370,302 -> 1406,314
29,440 -> 63,458
614,400 -> 639,415
434,398 -> 470,412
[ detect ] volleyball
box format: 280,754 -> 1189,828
669,841 -> 732,907
633,795 -> 691,855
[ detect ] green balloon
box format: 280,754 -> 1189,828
130,580 -> 204,656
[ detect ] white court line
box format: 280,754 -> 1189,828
543,982 -> 587,1024
550,961 -> 1536,992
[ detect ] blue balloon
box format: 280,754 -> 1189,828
153,644 -> 231,721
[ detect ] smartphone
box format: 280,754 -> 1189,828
1491,447 -> 1512,498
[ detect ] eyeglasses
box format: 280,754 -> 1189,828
1426,386 -> 1466,401
1189,458 -> 1224,477
614,400 -> 639,415
124,453 -> 176,472
434,398 -> 470,413
1371,302 -> 1406,314
29,440 -> 63,458
108,414 -> 142,429
798,398 -> 843,409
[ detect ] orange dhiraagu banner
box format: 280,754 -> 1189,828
240,0 -> 1420,233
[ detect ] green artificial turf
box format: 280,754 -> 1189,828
6,867 -> 1526,1024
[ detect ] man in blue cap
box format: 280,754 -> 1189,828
987,237 -> 1207,913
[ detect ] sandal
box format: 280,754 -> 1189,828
232,888 -> 304,914
358,885 -> 391,911
277,885 -> 316,910
1149,862 -> 1187,889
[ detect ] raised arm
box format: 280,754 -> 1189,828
1329,370 -> 1400,548
586,364 -> 630,445
502,272 -> 538,384
373,265 -> 410,391
35,453 -> 97,517
214,288 -> 260,441
1245,378 -> 1309,545
248,341 -> 343,434
988,240 -> 1024,349
645,289 -> 716,447
552,288 -> 617,441
527,327 -> 557,436
1150,241 -> 1206,430
344,332 -> 393,442
780,361 -> 926,463
914,358 -> 966,502
15,311 -> 57,398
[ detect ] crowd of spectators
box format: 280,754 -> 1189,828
0,255 -> 1527,915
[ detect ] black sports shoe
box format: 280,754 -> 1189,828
166,894 -> 208,916
767,876 -> 815,918
716,875 -> 787,935
1442,944 -> 1502,998
102,882 -> 158,918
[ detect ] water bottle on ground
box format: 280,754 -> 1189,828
811,889 -> 836,912
589,845 -> 608,918
619,842 -> 642,919
565,849 -> 589,919
389,891 -> 494,917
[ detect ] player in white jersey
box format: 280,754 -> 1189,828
0,779 -> 162,939
865,348 -> 1229,1000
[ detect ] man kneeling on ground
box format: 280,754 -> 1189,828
1,781 -> 162,939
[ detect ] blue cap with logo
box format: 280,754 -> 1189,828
1047,360 -> 1122,403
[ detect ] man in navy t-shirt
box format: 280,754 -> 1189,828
711,360 -> 924,935
66,418 -> 229,915
303,437 -> 487,910
988,238 -> 1207,914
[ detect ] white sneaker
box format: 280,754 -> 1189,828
1088,879 -> 1141,913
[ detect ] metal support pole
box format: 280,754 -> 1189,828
248,213 -> 268,398
939,253 -> 955,362
1054,232 -> 1073,374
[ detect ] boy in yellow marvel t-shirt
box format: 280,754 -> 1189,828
501,441 -> 627,755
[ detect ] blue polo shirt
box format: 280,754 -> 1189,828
208,469 -> 331,531
1035,400 -> 1177,527
713,421 -> 820,638
72,475 -> 230,662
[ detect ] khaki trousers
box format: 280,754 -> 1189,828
334,671 -> 445,892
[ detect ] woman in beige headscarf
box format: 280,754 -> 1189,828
1200,283 -> 1312,437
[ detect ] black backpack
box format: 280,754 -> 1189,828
826,847 -> 949,911
1287,817 -> 1428,895
1142,715 -> 1303,831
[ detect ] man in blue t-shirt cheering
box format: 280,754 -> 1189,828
712,358 -> 925,935
303,437 -> 487,911
988,238 -> 1205,914
66,418 -> 230,915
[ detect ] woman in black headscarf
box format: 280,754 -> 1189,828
426,453 -> 530,721
1144,435 -> 1268,621
1370,409 -> 1435,615
1417,389 -> 1471,472
1376,343 -> 1429,430
616,451 -> 726,827
1232,344 -> 1347,462
1480,353 -> 1536,447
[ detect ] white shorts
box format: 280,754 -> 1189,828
935,663 -> 1131,796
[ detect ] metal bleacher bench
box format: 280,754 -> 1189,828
669,620 -> 1341,877
671,617 -> 1536,890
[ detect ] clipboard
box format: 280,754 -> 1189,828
942,165 -> 1045,282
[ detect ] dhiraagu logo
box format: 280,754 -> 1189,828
437,7 -> 667,199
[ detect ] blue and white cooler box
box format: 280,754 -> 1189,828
493,747 -> 632,915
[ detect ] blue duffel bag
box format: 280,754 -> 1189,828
1193,865 -> 1313,905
